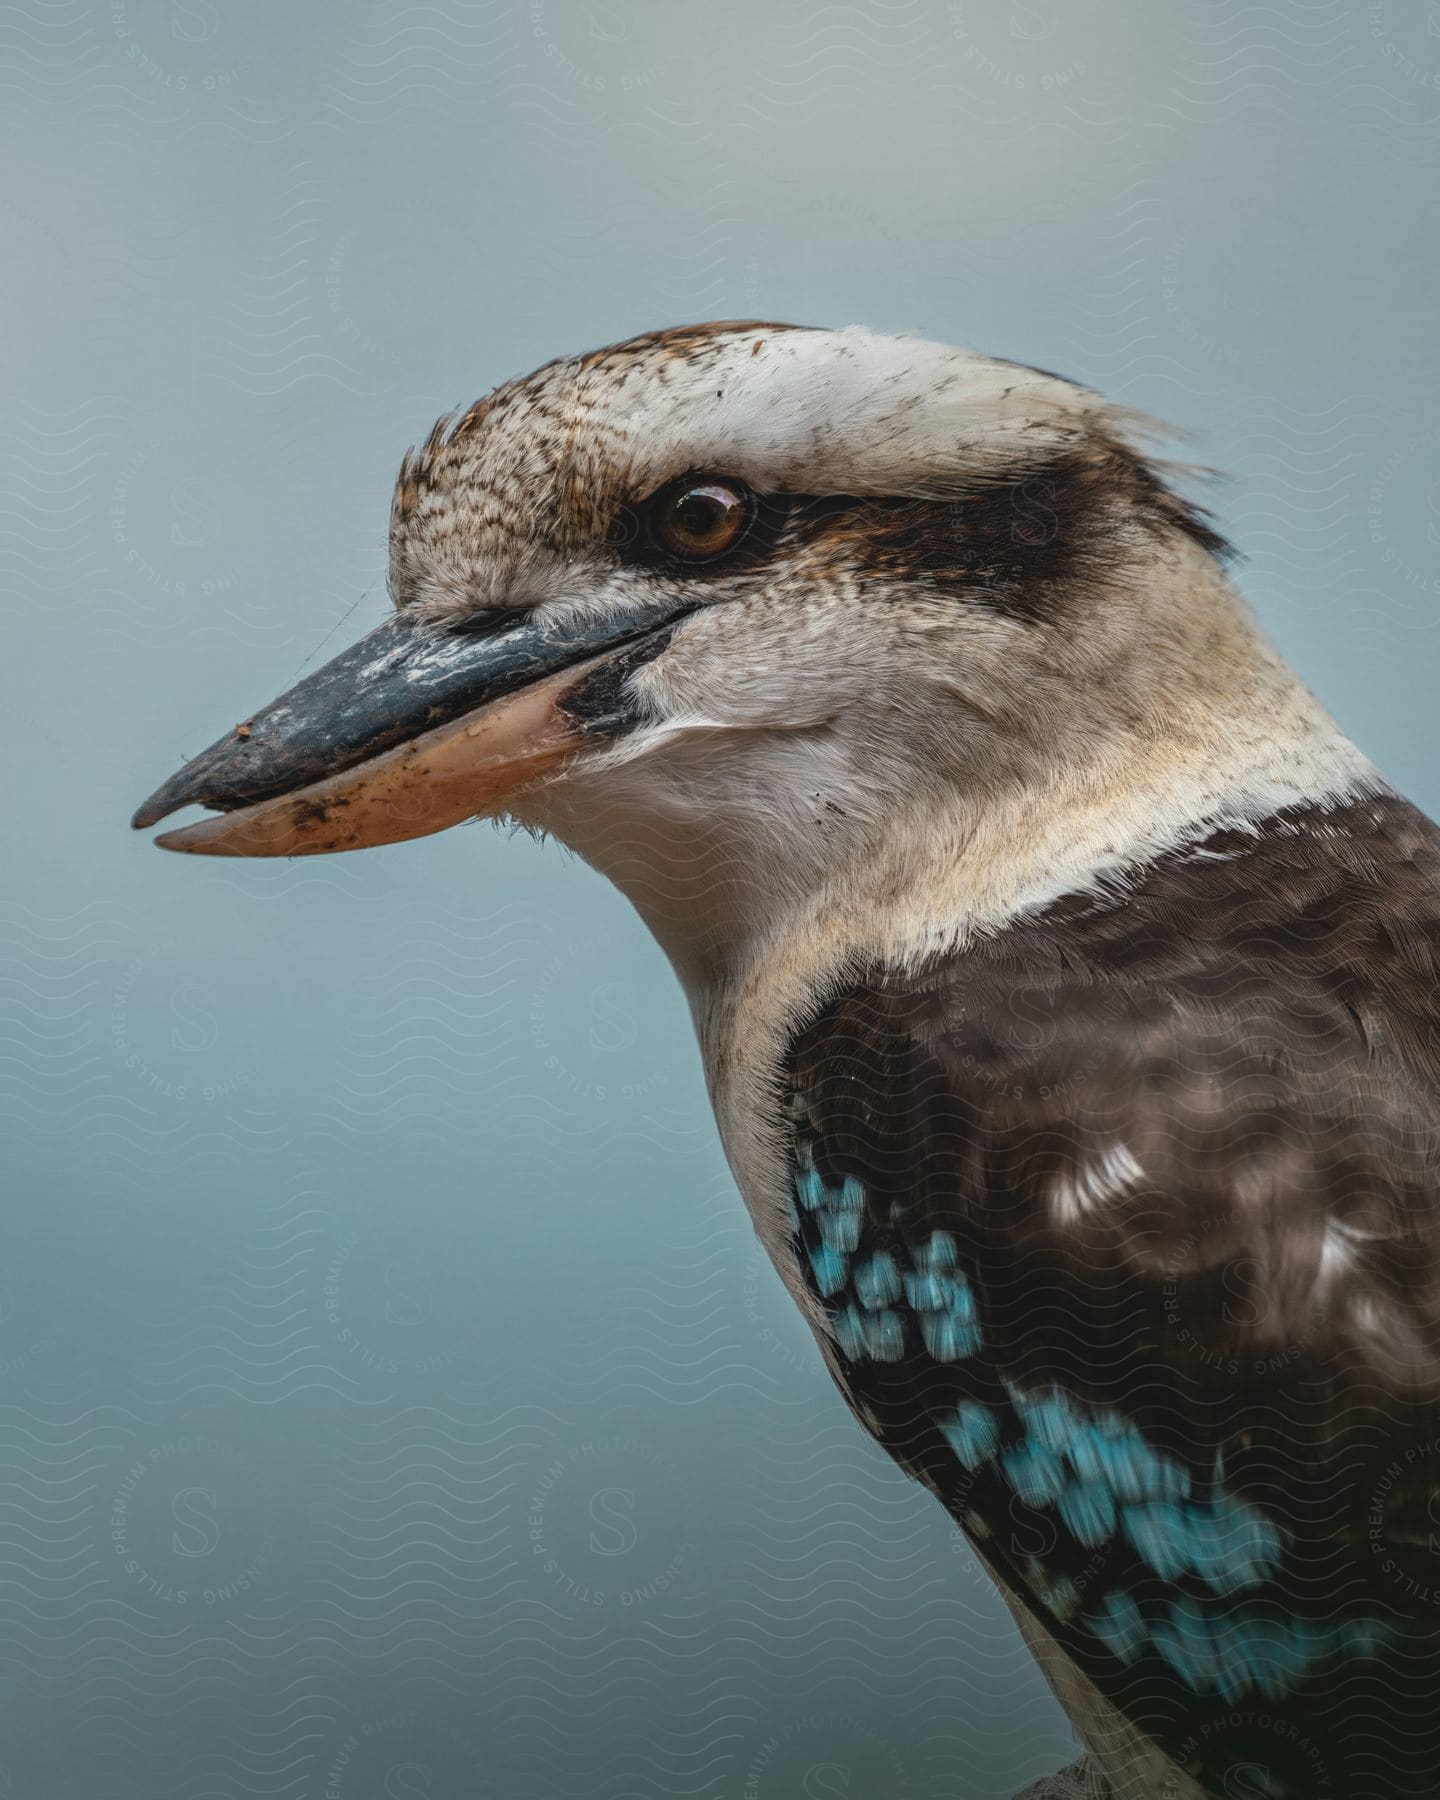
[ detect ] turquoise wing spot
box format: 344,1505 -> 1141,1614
1056,1478 -> 1118,1549
1142,1607 -> 1394,1703
1014,1391 -> 1081,1455
832,1302 -> 906,1364
918,1307 -> 982,1361
1067,1423 -> 1192,1503
1232,1615 -> 1391,1702
1185,1496 -> 1285,1594
902,1270 -> 949,1311
790,1164 -> 981,1368
914,1230 -> 958,1271
1121,1500 -> 1198,1583
818,1209 -> 862,1253
901,1241 -> 982,1362
807,1242 -> 849,1299
1002,1441 -> 1068,1507
834,1176 -> 865,1213
998,1391 -> 1208,1558
801,1155 -> 1292,1607
1077,1503 -> 1380,1701
795,1167 -> 827,1213
1087,1591 -> 1148,1664
940,1402 -> 1001,1471
861,1308 -> 907,1361
854,1251 -> 902,1310
937,1379 -> 1296,1679
1152,1595 -> 1222,1692
1122,1496 -> 1282,1594
832,1303 -> 868,1363
784,1149 -> 1397,1714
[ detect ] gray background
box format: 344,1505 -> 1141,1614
4,3 -> 1440,1796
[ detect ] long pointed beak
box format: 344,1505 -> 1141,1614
132,601 -> 687,857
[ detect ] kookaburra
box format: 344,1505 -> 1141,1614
134,323 -> 1440,1800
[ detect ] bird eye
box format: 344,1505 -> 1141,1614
648,475 -> 754,564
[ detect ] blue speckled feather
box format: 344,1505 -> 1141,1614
779,794 -> 1440,1800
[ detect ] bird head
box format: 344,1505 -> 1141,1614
134,323 -> 1343,982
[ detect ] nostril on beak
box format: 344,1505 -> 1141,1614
449,608 -> 517,637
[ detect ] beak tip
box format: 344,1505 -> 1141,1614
153,826 -> 199,854
152,817 -> 243,856
131,776 -> 193,831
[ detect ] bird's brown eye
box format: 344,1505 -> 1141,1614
649,476 -> 753,564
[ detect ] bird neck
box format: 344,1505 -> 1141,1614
531,620 -> 1377,1035
518,561 -> 1379,1283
